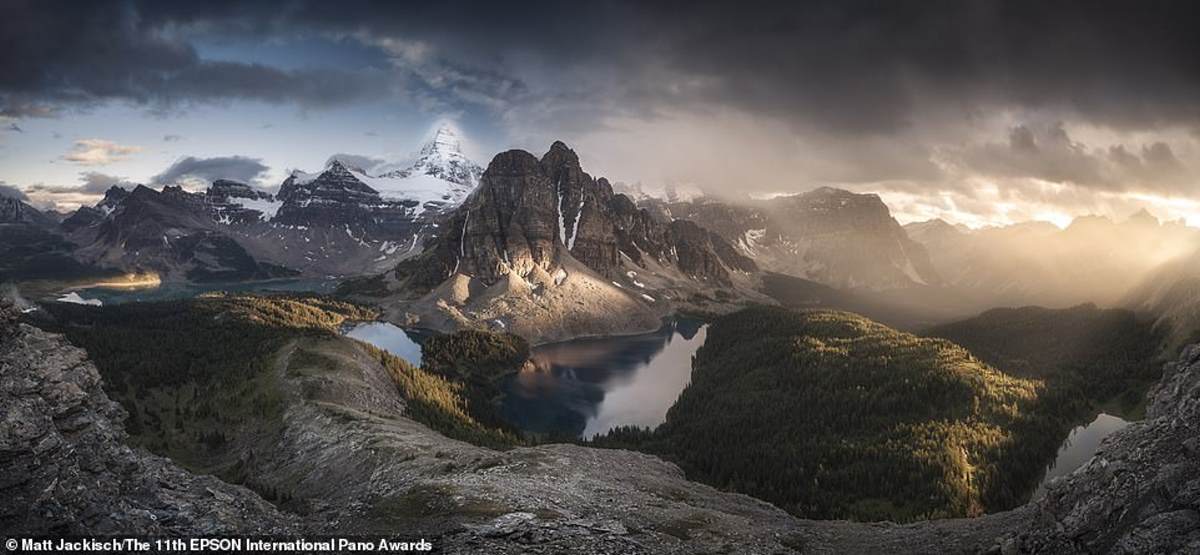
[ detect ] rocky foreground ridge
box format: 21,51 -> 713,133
1,302 -> 1197,553
0,304 -> 296,535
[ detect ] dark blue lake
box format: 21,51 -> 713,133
1033,412 -> 1130,498
500,318 -> 708,439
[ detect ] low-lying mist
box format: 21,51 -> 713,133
913,213 -> 1199,310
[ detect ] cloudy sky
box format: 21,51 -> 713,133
1,0 -> 1198,227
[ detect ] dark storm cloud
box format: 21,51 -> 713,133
76,171 -> 136,193
151,156 -> 270,186
26,171 -> 135,195
1108,142 -> 1190,191
19,172 -> 138,211
960,124 -> 1109,187
4,0 -> 1200,225
0,1 -> 391,117
637,1 -> 1200,133
957,123 -> 1192,193
5,1 -> 1198,134
161,0 -> 1200,134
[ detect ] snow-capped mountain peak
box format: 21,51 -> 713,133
283,123 -> 484,216
420,124 -> 465,158
378,124 -> 482,189
367,123 -> 483,210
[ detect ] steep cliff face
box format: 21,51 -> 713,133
609,194 -> 759,280
415,148 -> 567,288
651,188 -> 939,290
206,179 -> 279,225
1019,342 -> 1200,553
767,188 -> 939,289
62,172 -> 433,280
369,142 -> 761,343
275,161 -> 417,229
0,194 -> 93,282
69,185 -> 293,282
1,195 -> 57,228
395,142 -> 754,292
61,186 -> 128,234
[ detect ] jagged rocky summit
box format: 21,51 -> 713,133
644,187 -> 941,290
53,126 -> 486,281
361,141 -> 765,343
1,193 -> 58,228
370,123 -> 483,208
1,190 -> 107,282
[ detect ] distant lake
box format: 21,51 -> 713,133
501,318 -> 708,439
338,317 -> 707,438
1032,413 -> 1131,499
64,277 -> 340,305
345,322 -> 425,366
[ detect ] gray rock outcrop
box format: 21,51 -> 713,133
391,142 -> 756,294
2,300 -> 1197,552
650,187 -> 940,290
0,303 -> 296,535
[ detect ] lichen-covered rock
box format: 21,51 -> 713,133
1020,343 -> 1200,553
0,310 -> 296,535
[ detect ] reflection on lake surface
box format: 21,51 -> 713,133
501,318 -> 707,439
345,322 -> 424,366
68,278 -> 339,304
1033,412 -> 1130,499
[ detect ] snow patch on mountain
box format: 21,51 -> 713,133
367,124 -> 482,211
354,171 -> 459,215
556,179 -> 567,245
289,169 -> 321,186
567,196 -> 584,251
57,292 -> 103,306
229,197 -> 283,221
738,228 -> 766,256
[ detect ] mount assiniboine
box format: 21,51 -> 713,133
47,125 -> 484,282
286,124 -> 482,218
342,141 -> 769,343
